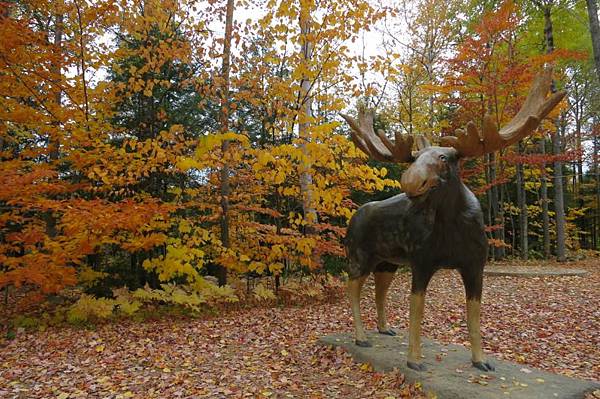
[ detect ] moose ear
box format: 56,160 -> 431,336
415,135 -> 431,151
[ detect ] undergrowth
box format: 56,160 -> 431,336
2,274 -> 347,337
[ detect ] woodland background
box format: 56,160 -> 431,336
1,0 -> 599,324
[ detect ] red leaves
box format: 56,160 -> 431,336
503,149 -> 584,166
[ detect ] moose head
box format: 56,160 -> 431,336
340,67 -> 565,372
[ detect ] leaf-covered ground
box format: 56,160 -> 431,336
1,259 -> 598,398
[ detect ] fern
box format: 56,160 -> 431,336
114,297 -> 141,315
132,283 -> 206,311
67,294 -> 115,324
253,283 -> 276,301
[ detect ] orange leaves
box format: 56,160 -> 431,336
0,256 -> 77,294
476,0 -> 520,43
441,1 -> 544,135
58,199 -> 175,261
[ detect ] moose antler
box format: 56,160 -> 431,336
439,67 -> 566,157
340,109 -> 414,163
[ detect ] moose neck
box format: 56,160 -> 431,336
413,172 -> 468,222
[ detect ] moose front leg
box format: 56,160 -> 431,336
407,291 -> 425,370
460,268 -> 495,372
407,269 -> 433,371
348,274 -> 370,347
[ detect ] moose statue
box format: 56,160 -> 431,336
341,67 -> 565,372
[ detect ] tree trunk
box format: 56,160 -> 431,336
298,4 -> 318,242
541,3 -> 566,261
485,154 -> 493,260
516,141 -> 528,259
586,0 -> 600,84
553,114 -> 567,261
540,139 -> 551,258
585,0 -> 600,250
594,132 -> 600,249
503,184 -> 516,257
217,0 -> 235,286
489,153 -> 504,259
575,114 -> 585,248
498,161 -> 506,258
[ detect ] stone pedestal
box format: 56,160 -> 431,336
319,331 -> 599,399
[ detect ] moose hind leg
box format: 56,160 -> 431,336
374,265 -> 397,336
460,267 -> 495,372
348,274 -> 370,347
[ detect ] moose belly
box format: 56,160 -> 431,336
412,225 -> 488,268
357,229 -> 419,266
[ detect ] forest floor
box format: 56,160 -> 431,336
0,258 -> 598,398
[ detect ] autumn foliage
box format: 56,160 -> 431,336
0,0 -> 395,311
1,0 -> 598,316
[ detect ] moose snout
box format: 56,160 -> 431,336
401,170 -> 439,198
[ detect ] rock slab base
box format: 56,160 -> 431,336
319,331 -> 599,399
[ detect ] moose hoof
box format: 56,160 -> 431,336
472,361 -> 495,372
378,328 -> 397,336
355,340 -> 372,348
407,361 -> 426,371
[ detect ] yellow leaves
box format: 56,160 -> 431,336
195,281 -> 239,304
253,283 -> 276,301
196,132 -> 249,157
269,244 -> 284,259
288,212 -> 306,228
141,235 -> 209,283
273,169 -> 287,184
296,237 -> 315,256
67,289 -> 145,323
176,157 -> 203,171
116,299 -> 141,316
78,266 -> 108,287
249,261 -> 267,274
67,294 -> 116,324
252,148 -> 295,186
132,284 -> 204,310
277,186 -> 299,196
269,262 -> 284,273
359,363 -> 372,372
342,207 -> 355,221
168,187 -> 182,196
178,220 -> 191,234
256,152 -> 275,167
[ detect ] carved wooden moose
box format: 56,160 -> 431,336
341,67 -> 565,372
